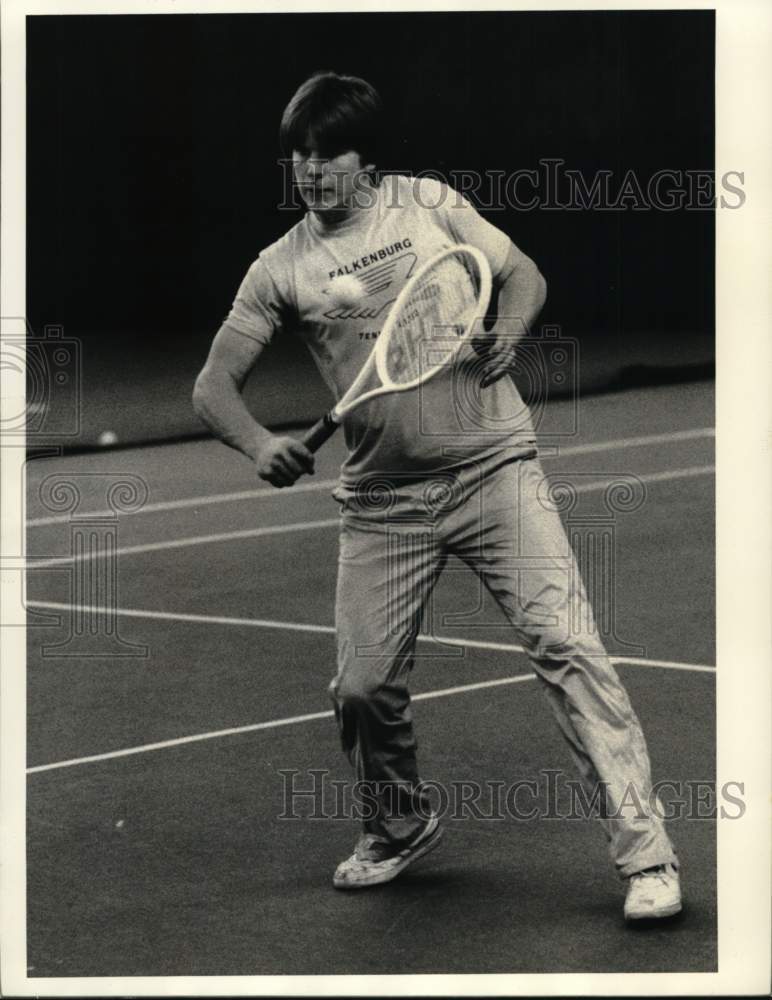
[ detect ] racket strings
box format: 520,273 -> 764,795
387,253 -> 481,384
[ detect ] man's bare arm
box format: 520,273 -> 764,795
192,322 -> 314,487
479,242 -> 548,388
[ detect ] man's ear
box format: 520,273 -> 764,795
358,159 -> 376,178
354,163 -> 377,191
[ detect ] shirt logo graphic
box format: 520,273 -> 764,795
322,252 -> 418,320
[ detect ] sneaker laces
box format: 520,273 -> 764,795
352,819 -> 436,863
631,864 -> 673,885
353,834 -> 392,862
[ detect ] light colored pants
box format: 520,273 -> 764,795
330,455 -> 678,877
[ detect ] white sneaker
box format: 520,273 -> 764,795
333,815 -> 443,890
624,863 -> 682,921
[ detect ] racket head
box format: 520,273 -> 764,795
374,244 -> 492,391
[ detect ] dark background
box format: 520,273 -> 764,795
27,11 -> 715,448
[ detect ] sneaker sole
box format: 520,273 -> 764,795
625,900 -> 683,921
333,824 -> 444,890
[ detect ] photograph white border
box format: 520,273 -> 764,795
2,0 -> 770,995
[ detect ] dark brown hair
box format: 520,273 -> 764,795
279,71 -> 382,165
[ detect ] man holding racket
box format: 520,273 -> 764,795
193,71 -> 681,921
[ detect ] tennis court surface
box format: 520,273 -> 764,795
25,380 -> 715,976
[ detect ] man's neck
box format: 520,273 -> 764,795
311,206 -> 359,229
310,176 -> 378,231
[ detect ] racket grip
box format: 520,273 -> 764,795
301,412 -> 340,453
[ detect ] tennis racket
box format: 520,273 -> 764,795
301,243 -> 492,453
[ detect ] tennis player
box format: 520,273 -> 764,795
193,71 -> 682,921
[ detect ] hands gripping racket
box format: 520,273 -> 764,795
302,244 -> 492,452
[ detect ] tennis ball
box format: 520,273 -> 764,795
98,430 -> 118,446
328,274 -> 365,307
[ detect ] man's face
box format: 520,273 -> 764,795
292,148 -> 372,214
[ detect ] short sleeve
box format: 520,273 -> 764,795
224,257 -> 290,345
412,176 -> 525,280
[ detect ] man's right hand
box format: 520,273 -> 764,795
254,434 -> 315,488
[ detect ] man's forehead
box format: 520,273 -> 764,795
295,143 -> 362,164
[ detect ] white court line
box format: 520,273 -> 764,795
26,674 -> 539,776
25,599 -> 717,678
28,476 -> 341,528
28,518 -> 340,569
545,425 -> 712,455
26,426 -> 714,527
27,602 -> 340,638
24,600 -> 713,775
26,463 -> 714,570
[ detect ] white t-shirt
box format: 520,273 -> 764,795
226,174 -> 536,487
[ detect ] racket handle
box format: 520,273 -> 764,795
301,412 -> 340,453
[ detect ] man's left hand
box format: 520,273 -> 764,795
472,323 -> 523,389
